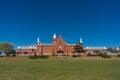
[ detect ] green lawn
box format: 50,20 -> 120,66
0,57 -> 120,80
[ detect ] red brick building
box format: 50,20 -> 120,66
85,47 -> 107,54
17,33 -> 107,56
17,33 -> 82,55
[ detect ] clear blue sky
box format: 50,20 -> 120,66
0,0 -> 120,48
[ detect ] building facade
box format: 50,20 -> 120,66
17,33 -> 82,55
17,33 -> 107,56
85,47 -> 107,54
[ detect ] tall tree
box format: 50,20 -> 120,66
74,42 -> 84,53
0,42 -> 14,56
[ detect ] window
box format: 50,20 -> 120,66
59,42 -> 62,46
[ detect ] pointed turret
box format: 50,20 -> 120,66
37,37 -> 41,45
53,33 -> 57,53
53,33 -> 57,42
79,37 -> 83,51
36,37 -> 42,54
80,37 -> 82,43
37,37 -> 40,43
53,33 -> 56,39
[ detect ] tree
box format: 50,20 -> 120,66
107,47 -> 113,53
114,47 -> 120,53
66,49 -> 69,57
0,42 -> 14,56
52,48 -> 55,57
74,42 -> 84,56
9,50 -> 16,56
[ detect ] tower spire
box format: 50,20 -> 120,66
80,37 -> 82,43
37,37 -> 40,43
53,33 -> 56,39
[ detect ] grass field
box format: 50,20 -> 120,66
0,57 -> 120,80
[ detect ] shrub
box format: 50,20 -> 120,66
87,53 -> 99,56
66,53 -> 69,57
12,54 -> 16,57
29,55 -> 38,59
87,53 -> 91,56
100,54 -> 111,58
6,53 -> 10,57
87,53 -> 111,58
117,54 -> 120,57
0,55 -> 5,57
98,53 -> 104,56
52,53 -> 56,57
72,54 -> 78,57
72,53 -> 81,57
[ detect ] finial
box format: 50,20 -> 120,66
80,37 -> 82,43
53,33 -> 56,38
37,37 -> 40,43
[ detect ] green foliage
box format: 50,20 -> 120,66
117,54 -> 120,57
87,53 -> 111,58
66,49 -> 69,57
100,54 -> 111,58
72,54 -> 78,57
0,42 -> 14,56
87,53 -> 99,56
52,48 -> 55,57
72,53 -> 81,57
29,55 -> 37,59
9,50 -> 16,57
74,42 -> 84,53
66,53 -> 69,57
52,53 -> 56,57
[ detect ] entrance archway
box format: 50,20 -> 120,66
57,50 -> 64,54
57,50 -> 64,56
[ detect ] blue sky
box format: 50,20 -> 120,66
0,0 -> 120,48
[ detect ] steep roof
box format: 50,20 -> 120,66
85,47 -> 106,50
17,46 -> 37,49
